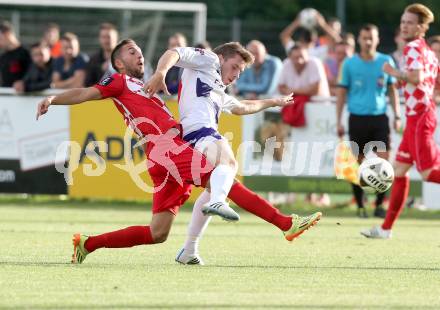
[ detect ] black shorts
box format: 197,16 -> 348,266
348,113 -> 390,157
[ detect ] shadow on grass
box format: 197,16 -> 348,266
1,261 -> 439,272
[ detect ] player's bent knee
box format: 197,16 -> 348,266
393,162 -> 412,178
216,157 -> 237,171
152,231 -> 169,243
151,229 -> 170,243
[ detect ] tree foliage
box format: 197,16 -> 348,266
158,0 -> 440,27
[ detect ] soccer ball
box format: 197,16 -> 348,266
358,157 -> 394,193
299,8 -> 317,30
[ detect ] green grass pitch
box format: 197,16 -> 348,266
1,199 -> 440,309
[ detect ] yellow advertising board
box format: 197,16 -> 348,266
68,98 -> 242,202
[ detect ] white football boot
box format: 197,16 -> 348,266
201,201 -> 240,222
175,248 -> 205,265
360,225 -> 392,239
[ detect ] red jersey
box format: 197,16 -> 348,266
402,38 -> 438,116
93,73 -> 180,152
50,41 -> 62,58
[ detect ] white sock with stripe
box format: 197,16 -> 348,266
183,190 -> 211,254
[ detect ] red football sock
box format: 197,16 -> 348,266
85,225 -> 153,253
427,169 -> 440,183
382,176 -> 410,230
228,182 -> 292,231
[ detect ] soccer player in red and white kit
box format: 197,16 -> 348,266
36,39 -> 321,264
362,3 -> 440,239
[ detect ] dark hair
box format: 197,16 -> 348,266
0,20 -> 13,34
31,42 -> 43,49
195,41 -> 211,50
359,23 -> 379,34
212,42 -> 254,65
111,39 -> 136,72
100,22 -> 117,32
293,27 -> 317,45
288,43 -> 306,55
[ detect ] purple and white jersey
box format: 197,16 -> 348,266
174,47 -> 240,136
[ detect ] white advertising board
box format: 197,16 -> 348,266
0,95 -> 69,170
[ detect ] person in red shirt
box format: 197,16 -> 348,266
362,3 -> 440,239
36,39 -> 321,264
42,23 -> 62,58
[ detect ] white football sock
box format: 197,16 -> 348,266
208,164 -> 236,204
183,190 -> 211,254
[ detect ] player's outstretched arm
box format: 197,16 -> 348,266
231,93 -> 294,115
144,50 -> 180,97
383,62 -> 423,85
36,87 -> 102,120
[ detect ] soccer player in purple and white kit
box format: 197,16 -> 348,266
146,42 -> 322,264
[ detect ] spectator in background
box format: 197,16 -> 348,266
318,17 -> 343,63
428,35 -> 440,104
325,34 -> 355,95
336,24 -> 401,218
165,32 -> 187,95
51,32 -> 88,89
319,17 -> 342,47
85,23 -> 118,86
278,44 -> 329,98
391,28 -> 406,70
428,35 -> 440,58
279,9 -> 341,61
236,40 -> 282,99
0,21 -> 31,87
195,40 -> 211,50
278,44 -> 330,207
13,43 -> 52,93
42,23 -> 62,58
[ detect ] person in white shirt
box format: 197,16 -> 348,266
145,42 -> 322,264
278,44 -> 331,208
278,44 -> 330,97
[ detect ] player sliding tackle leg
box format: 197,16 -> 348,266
145,42 -> 321,264
36,39 -> 321,265
35,39 -> 223,264
176,181 -> 321,265
361,3 -> 440,239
